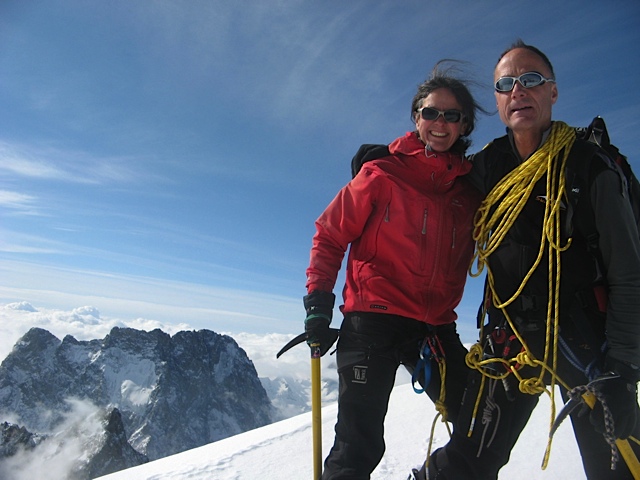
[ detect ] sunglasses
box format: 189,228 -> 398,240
494,72 -> 556,92
417,107 -> 464,123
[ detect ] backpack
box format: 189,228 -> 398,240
350,144 -> 390,178
566,116 -> 640,252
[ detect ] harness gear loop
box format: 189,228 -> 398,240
412,338 -> 431,394
412,332 -> 452,472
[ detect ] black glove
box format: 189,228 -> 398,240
590,361 -> 639,439
303,290 -> 339,356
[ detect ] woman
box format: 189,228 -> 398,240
303,62 -> 486,479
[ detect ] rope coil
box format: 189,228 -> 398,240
467,122 -> 576,468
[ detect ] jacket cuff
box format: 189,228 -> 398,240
605,354 -> 640,382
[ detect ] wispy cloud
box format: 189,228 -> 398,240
0,140 -> 163,185
0,143 -> 68,180
0,230 -> 67,254
0,190 -> 39,214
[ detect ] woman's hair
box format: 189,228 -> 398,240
411,60 -> 489,154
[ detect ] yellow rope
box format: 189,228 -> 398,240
466,122 -> 577,468
426,355 -> 451,470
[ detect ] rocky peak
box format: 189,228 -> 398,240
0,327 -> 274,466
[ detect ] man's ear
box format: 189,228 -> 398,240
550,84 -> 558,105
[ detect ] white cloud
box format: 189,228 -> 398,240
0,259 -> 303,362
0,231 -> 65,254
0,190 -> 38,212
0,143 -> 66,180
0,140 -> 163,186
0,398 -> 104,480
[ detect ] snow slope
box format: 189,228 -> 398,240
96,383 -> 584,479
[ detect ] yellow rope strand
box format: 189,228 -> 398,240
466,122 -> 577,467
426,360 -> 451,470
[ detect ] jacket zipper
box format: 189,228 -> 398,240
451,199 -> 461,249
420,209 -> 428,269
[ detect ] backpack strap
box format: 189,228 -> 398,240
351,144 -> 389,178
564,140 -> 601,250
563,139 -> 611,372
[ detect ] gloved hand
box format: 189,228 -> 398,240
303,290 -> 339,356
590,361 -> 639,439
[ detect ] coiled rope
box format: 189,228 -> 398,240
467,121 -> 576,468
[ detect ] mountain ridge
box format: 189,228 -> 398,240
0,326 -> 275,478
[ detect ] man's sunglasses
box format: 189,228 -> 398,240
494,72 -> 556,92
417,107 -> 464,123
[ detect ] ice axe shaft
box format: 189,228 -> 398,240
310,343 -> 322,480
276,333 -> 324,479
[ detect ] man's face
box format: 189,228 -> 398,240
494,48 -> 558,134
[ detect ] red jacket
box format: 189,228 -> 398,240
306,132 -> 480,325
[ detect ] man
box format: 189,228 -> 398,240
424,40 -> 640,479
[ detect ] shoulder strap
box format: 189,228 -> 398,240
564,139 -> 610,371
351,144 -> 389,178
564,139 -> 600,248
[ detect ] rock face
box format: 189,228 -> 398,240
0,421 -> 43,457
81,408 -> 149,479
0,327 -> 274,466
0,407 -> 147,480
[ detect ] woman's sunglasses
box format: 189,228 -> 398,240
417,107 -> 464,123
495,71 -> 556,92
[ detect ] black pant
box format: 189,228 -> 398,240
321,313 -> 470,480
429,328 -> 640,480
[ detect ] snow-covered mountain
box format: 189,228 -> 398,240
0,326 -> 274,477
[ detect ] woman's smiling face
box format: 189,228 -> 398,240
415,88 -> 466,153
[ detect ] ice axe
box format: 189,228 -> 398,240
277,329 -> 339,480
550,374 -> 640,479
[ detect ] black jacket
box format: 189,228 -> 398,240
468,129 -> 640,376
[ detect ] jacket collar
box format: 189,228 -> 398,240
388,131 -> 471,174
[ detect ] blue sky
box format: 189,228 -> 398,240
1,1 -> 639,342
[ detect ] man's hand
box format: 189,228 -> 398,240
590,369 -> 639,439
